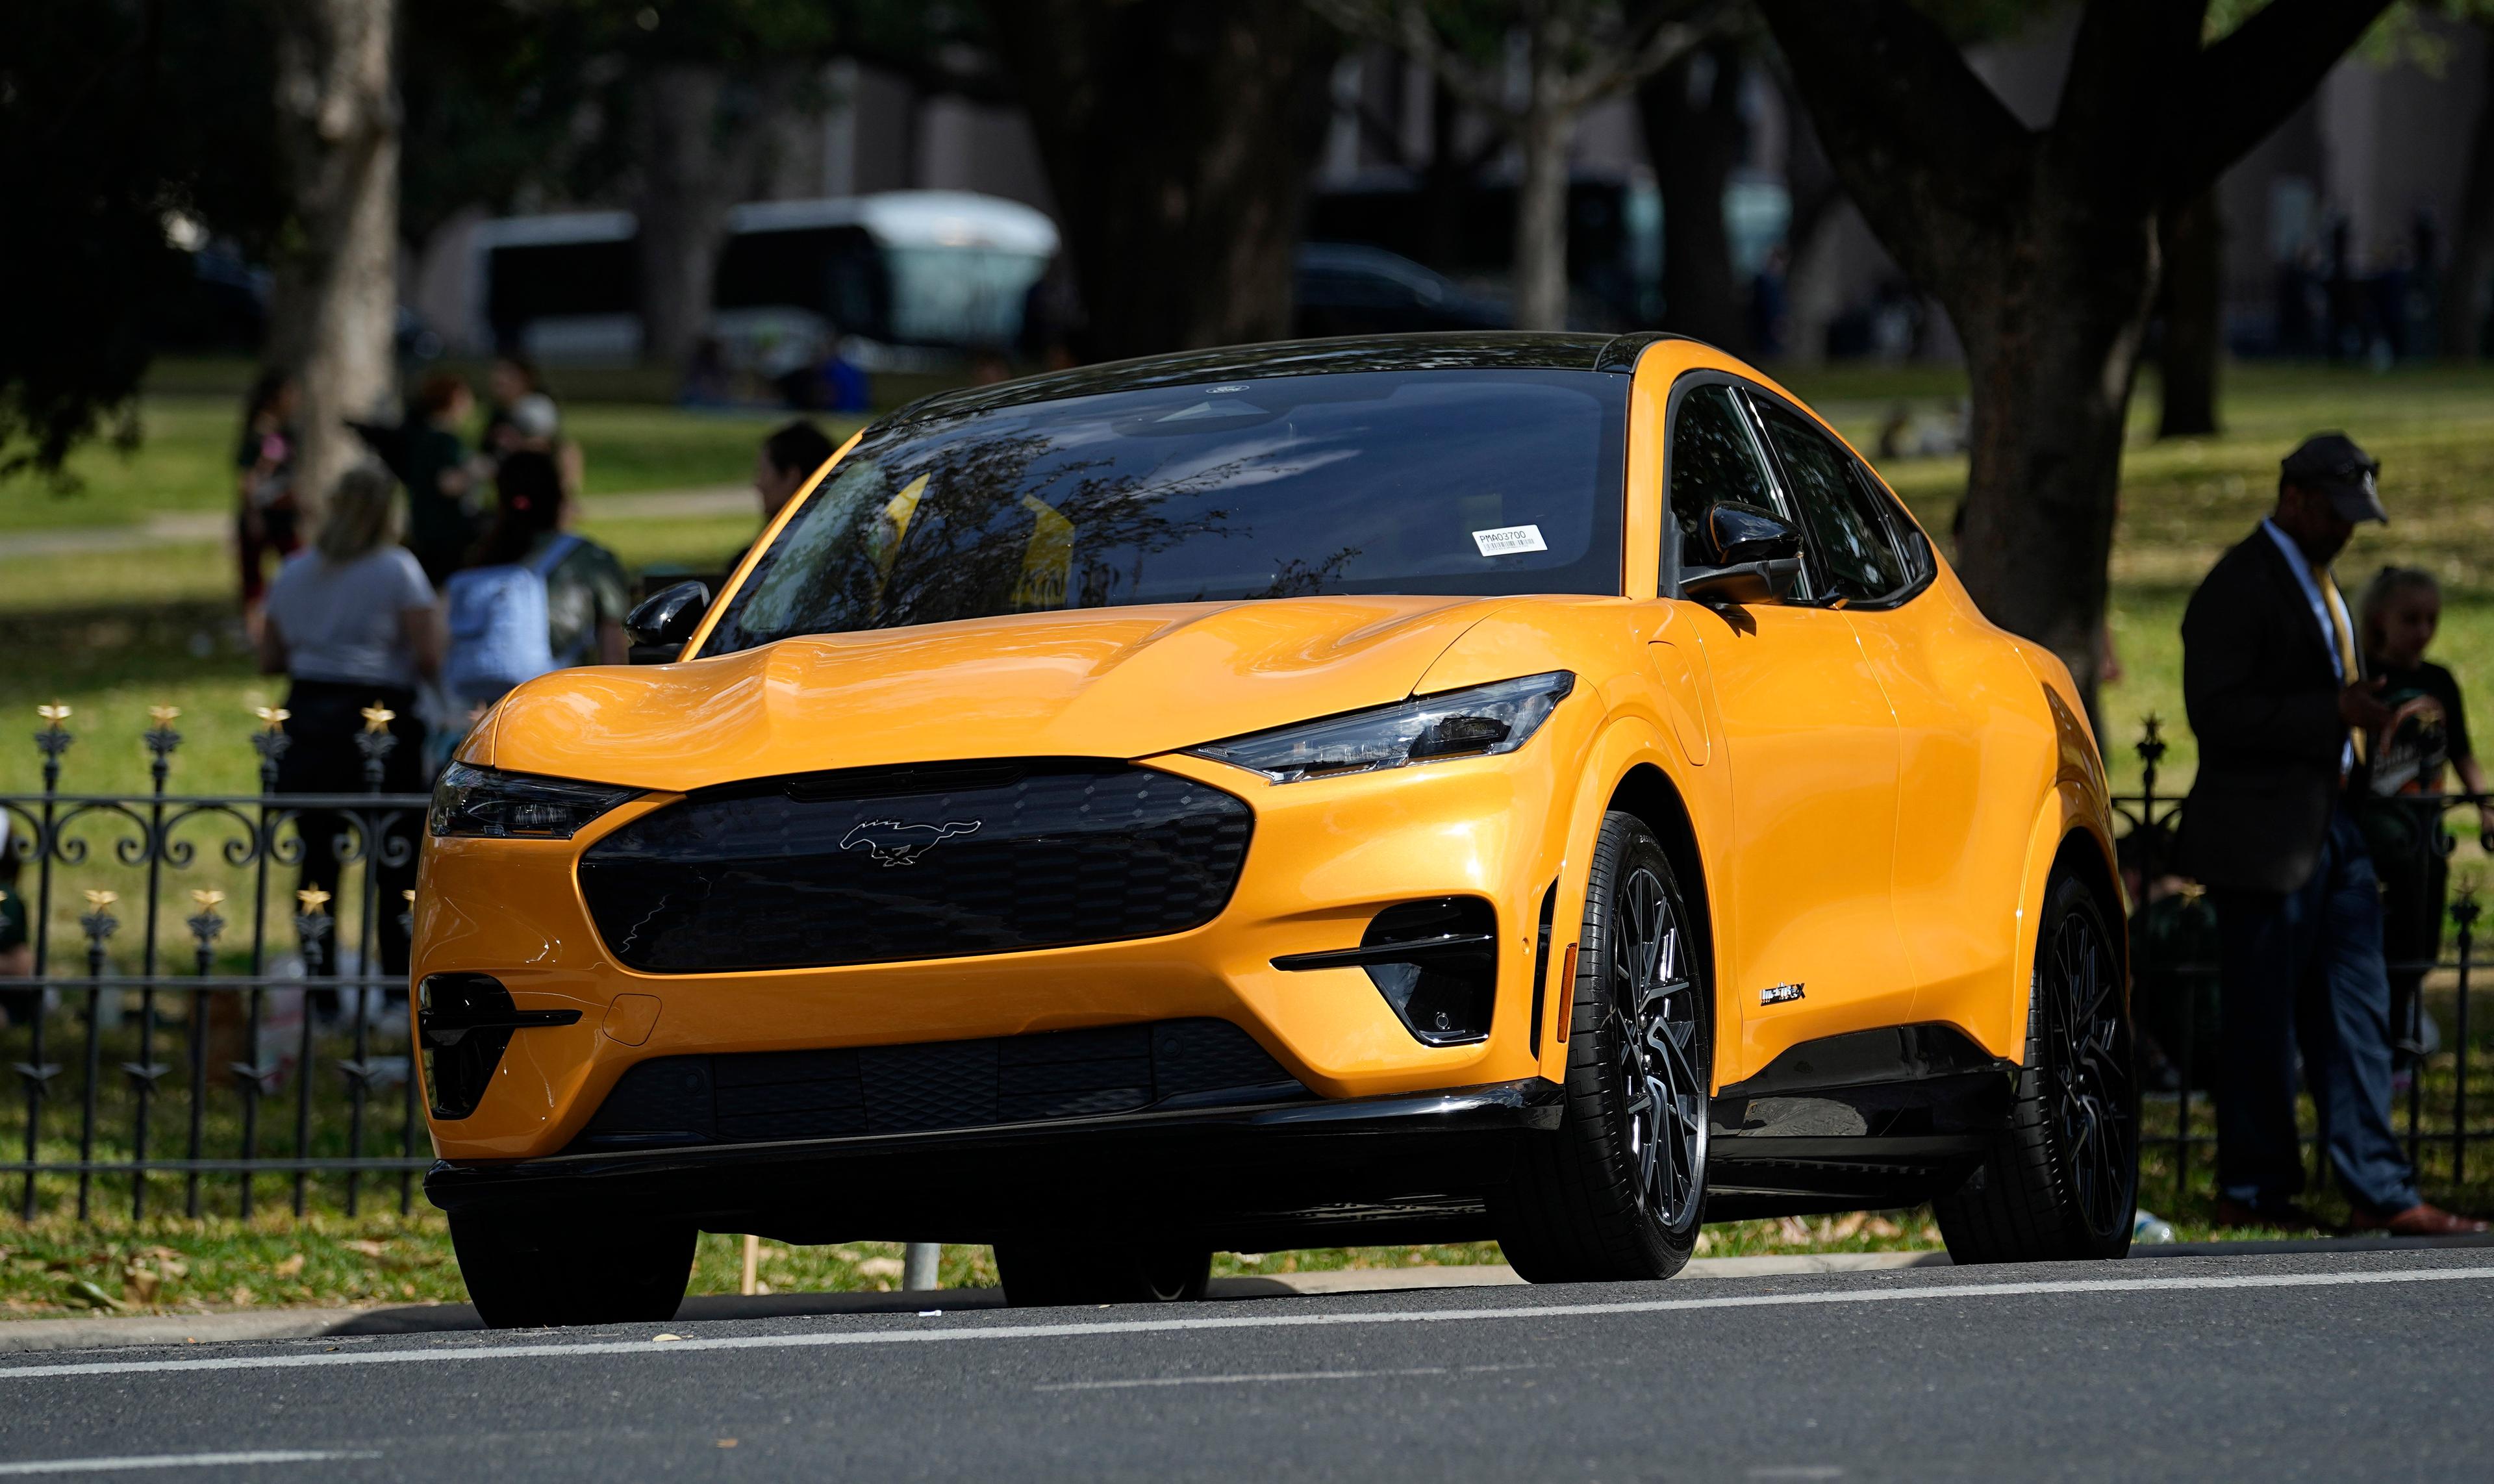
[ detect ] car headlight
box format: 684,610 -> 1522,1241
1189,672 -> 1576,784
428,762 -> 640,840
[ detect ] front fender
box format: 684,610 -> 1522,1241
1531,715 -> 1728,1088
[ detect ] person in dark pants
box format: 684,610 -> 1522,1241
2179,433 -> 2484,1235
258,462 -> 442,983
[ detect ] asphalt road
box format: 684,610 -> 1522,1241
0,1250 -> 2483,1481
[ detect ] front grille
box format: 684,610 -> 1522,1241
570,1018 -> 1307,1151
577,759 -> 1253,974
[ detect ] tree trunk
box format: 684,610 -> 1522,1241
987,0 -> 1331,360
634,64 -> 794,374
2441,25 -> 2494,360
1950,192 -> 2160,702
1641,43 -> 1747,349
266,0 -> 399,523
1512,97 -> 1572,331
2156,185 -> 2224,437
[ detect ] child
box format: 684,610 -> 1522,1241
2357,566 -> 2493,1068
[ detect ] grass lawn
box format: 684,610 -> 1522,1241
4,357 -> 2494,1309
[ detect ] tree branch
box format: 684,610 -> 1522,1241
2164,0 -> 2397,198
1305,0 -> 1520,126
1755,0 -> 2036,255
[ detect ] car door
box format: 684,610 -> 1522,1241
1660,377 -> 1911,1081
1745,394 -> 2043,1051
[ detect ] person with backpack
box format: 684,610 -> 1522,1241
443,451 -> 629,711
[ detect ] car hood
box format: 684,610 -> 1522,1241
476,596 -> 1516,792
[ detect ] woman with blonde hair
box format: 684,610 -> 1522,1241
257,462 -> 442,978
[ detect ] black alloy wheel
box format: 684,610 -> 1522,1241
1935,866 -> 2138,1263
1610,856 -> 1710,1233
1498,812 -> 1711,1281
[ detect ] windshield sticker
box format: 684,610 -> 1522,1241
1472,523 -> 1548,557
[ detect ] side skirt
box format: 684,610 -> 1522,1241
1703,1023 -> 2015,1221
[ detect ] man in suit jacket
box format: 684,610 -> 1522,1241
2181,433 -> 2483,1235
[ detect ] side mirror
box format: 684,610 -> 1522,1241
1681,505 -> 1804,607
625,580 -> 710,664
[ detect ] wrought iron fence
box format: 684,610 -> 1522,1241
1,703 -> 431,1222
2,703 -> 2485,1225
2118,715 -> 2491,1209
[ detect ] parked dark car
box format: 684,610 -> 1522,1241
1292,244 -> 1508,338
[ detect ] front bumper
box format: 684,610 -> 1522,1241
426,1076 -> 1564,1249
413,746 -> 1577,1164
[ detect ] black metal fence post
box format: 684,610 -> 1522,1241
73,890 -> 116,1220
397,888 -> 418,1215
183,890 -> 222,1218
290,887 -> 330,1218
19,705 -> 71,1218
123,707 -> 181,1219
2454,894 -> 2476,1187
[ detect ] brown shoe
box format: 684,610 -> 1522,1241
2213,1198 -> 2324,1231
2349,1203 -> 2491,1237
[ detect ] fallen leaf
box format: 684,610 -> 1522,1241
125,1267 -> 162,1304
62,1279 -> 125,1312
1825,1212 -> 1868,1241
273,1253 -> 305,1279
229,1285 -> 255,1307
854,1256 -> 904,1281
343,1240 -> 389,1258
1866,1216 -> 1903,1239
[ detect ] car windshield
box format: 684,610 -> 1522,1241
701,368 -> 1626,653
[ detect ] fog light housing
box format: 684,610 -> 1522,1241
1271,897 -> 1498,1046
418,974 -> 581,1120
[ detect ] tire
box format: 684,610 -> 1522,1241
451,1209 -> 696,1328
1934,866 -> 2139,1264
1496,812 -> 1711,1283
993,1239 -> 1212,1307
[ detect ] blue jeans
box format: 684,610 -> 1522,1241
2211,807 -> 2421,1214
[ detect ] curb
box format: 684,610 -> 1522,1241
5,1233 -> 2484,1355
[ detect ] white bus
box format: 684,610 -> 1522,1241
465,190 -> 1059,368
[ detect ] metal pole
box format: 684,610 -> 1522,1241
903,1242 -> 940,1292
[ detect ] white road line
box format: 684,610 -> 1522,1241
1039,1365 -> 1452,1391
0,1265 -> 2486,1383
1039,1359 -> 1541,1392
0,1451 -> 378,1476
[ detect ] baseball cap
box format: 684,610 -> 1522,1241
2282,432 -> 2386,523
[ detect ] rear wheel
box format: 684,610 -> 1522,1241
1934,866 -> 2137,1263
1497,813 -> 1711,1283
450,1209 -> 695,1329
993,1239 -> 1212,1307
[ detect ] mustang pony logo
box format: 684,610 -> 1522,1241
838,818 -> 981,868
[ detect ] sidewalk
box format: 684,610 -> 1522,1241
7,1233 -> 2482,1355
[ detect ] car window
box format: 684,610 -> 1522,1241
1665,382 -> 1795,581
1752,399 -> 1909,603
1855,460 -> 1934,586
705,368 -> 1628,653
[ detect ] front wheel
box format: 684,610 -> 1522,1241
993,1239 -> 1212,1307
1934,866 -> 2138,1263
1496,812 -> 1711,1283
450,1209 -> 695,1329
